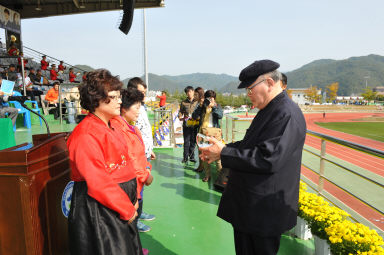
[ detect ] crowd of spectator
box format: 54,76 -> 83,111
0,45 -> 90,126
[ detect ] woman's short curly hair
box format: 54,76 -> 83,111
121,87 -> 144,112
79,69 -> 122,112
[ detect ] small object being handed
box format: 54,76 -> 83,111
196,133 -> 212,148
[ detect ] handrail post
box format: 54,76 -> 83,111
318,139 -> 326,194
226,115 -> 229,143
232,118 -> 235,143
21,56 -> 26,96
59,85 -> 63,124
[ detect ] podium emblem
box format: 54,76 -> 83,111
61,181 -> 74,218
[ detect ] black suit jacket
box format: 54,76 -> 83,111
218,91 -> 306,236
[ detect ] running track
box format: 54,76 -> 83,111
303,112 -> 384,231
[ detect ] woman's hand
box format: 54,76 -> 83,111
128,201 -> 139,224
128,211 -> 138,224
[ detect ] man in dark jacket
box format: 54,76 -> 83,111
200,60 -> 306,255
179,86 -> 198,163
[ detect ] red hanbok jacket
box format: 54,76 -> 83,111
67,114 -> 137,221
110,116 -> 152,199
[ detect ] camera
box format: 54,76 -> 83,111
203,98 -> 211,107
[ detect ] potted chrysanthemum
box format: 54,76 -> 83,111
325,220 -> 384,255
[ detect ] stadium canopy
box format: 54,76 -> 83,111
1,0 -> 164,19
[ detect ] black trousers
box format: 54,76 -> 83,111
234,230 -> 281,255
183,125 -> 197,160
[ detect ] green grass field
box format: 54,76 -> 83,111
315,122 -> 384,142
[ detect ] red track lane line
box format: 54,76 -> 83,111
304,139 -> 384,176
301,167 -> 384,231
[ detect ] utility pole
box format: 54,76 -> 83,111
143,9 -> 148,95
364,76 -> 370,89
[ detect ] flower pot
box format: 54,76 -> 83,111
314,235 -> 331,255
294,217 -> 312,240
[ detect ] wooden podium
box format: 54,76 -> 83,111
0,133 -> 71,255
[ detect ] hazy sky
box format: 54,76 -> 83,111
18,0 -> 384,79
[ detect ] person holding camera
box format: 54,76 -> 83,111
192,90 -> 223,182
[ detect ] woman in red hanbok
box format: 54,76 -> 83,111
67,69 -> 143,255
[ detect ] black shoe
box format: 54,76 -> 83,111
189,158 -> 197,163
181,158 -> 188,163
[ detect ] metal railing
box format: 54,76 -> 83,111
303,130 -> 384,235
153,104 -> 176,147
223,114 -> 384,236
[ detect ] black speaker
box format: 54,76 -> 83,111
119,0 -> 135,35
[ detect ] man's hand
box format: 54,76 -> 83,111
199,136 -> 225,164
150,151 -> 156,160
0,91 -> 4,96
145,174 -> 154,186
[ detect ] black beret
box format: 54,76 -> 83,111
238,60 -> 280,89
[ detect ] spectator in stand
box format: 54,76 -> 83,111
0,77 -> 18,127
40,55 -> 49,70
18,70 -> 43,103
6,64 -> 18,83
45,81 -> 65,119
156,91 -> 167,108
128,77 -> 156,234
17,52 -> 28,71
7,43 -> 18,56
28,68 -> 38,84
58,61 -> 66,72
67,69 -> 142,255
82,71 -> 88,82
69,68 -> 79,83
50,64 -> 64,83
35,69 -> 49,86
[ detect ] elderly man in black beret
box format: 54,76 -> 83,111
200,60 -> 306,255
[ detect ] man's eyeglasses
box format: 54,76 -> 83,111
246,79 -> 265,94
108,95 -> 122,102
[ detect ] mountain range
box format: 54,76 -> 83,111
77,54 -> 384,96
